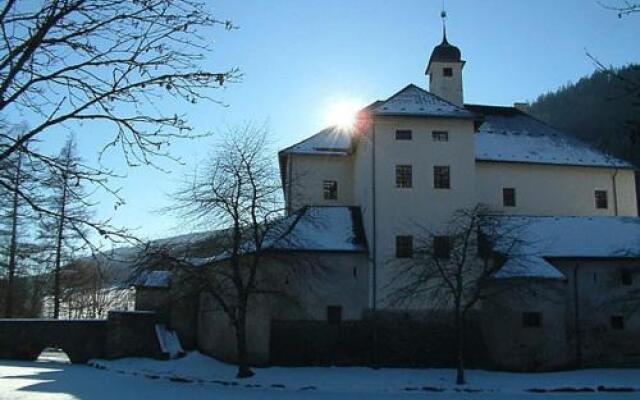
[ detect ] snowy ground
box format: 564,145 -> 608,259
1,352 -> 640,399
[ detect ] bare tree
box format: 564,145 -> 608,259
0,0 -> 239,243
386,205 -> 528,385
151,125 -> 286,378
592,1 -> 640,159
0,127 -> 41,317
599,1 -> 640,17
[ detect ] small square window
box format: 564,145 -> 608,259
522,312 -> 542,328
621,269 -> 632,286
433,236 -> 450,259
396,165 -> 412,188
396,235 -> 413,258
595,190 -> 608,209
327,305 -> 342,324
503,188 -> 516,207
323,180 -> 338,200
611,315 -> 624,330
395,129 -> 412,140
432,131 -> 449,142
443,67 -> 453,77
434,166 -> 450,189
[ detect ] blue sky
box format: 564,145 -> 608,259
59,0 -> 640,242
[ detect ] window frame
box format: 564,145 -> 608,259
433,236 -> 450,259
433,165 -> 450,189
395,129 -> 413,141
395,164 -> 413,188
503,188 -> 516,207
323,180 -> 338,200
522,312 -> 542,328
432,131 -> 449,142
395,235 -> 414,258
595,190 -> 608,209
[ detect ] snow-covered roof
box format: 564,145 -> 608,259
187,206 -> 368,267
491,215 -> 640,280
270,206 -> 367,252
279,126 -> 353,156
470,105 -> 633,169
372,84 -> 475,119
493,216 -> 640,259
493,256 -> 566,280
135,270 -> 172,288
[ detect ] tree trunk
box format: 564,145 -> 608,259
5,150 -> 22,318
455,308 -> 466,385
52,175 -> 68,319
234,304 -> 254,378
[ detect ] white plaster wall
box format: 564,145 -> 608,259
197,252 -> 370,364
476,162 -> 638,216
428,61 -> 464,106
371,116 -> 477,307
287,154 -> 355,212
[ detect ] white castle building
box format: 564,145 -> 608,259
138,23 -> 640,370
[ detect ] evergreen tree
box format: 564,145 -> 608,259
39,137 -> 92,319
528,65 -> 640,167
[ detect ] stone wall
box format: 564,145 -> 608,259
0,319 -> 107,363
0,311 -> 166,363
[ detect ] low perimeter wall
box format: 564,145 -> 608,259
0,311 -> 165,363
270,311 -> 487,367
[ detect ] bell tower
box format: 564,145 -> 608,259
426,10 -> 465,106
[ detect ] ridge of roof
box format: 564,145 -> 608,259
372,83 -> 476,119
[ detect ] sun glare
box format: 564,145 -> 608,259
325,99 -> 362,130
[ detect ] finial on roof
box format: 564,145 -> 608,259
441,1 -> 448,43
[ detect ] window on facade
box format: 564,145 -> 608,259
611,315 -> 625,330
522,312 -> 542,328
327,305 -> 342,324
396,235 -> 414,258
323,180 -> 338,200
503,188 -> 516,207
443,67 -> 453,77
433,166 -> 450,189
432,131 -> 449,142
395,129 -> 412,140
621,269 -> 633,286
396,165 -> 413,188
433,236 -> 450,259
595,190 -> 608,209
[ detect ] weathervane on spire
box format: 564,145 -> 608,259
441,0 -> 448,43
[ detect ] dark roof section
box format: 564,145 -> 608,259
426,35 -> 463,73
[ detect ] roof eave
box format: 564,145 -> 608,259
475,158 -> 635,170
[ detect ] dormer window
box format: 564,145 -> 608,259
443,67 -> 453,77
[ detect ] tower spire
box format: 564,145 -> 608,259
441,1 -> 448,43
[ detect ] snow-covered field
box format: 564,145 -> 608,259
1,352 -> 640,399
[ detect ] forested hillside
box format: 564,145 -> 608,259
528,64 -> 640,167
